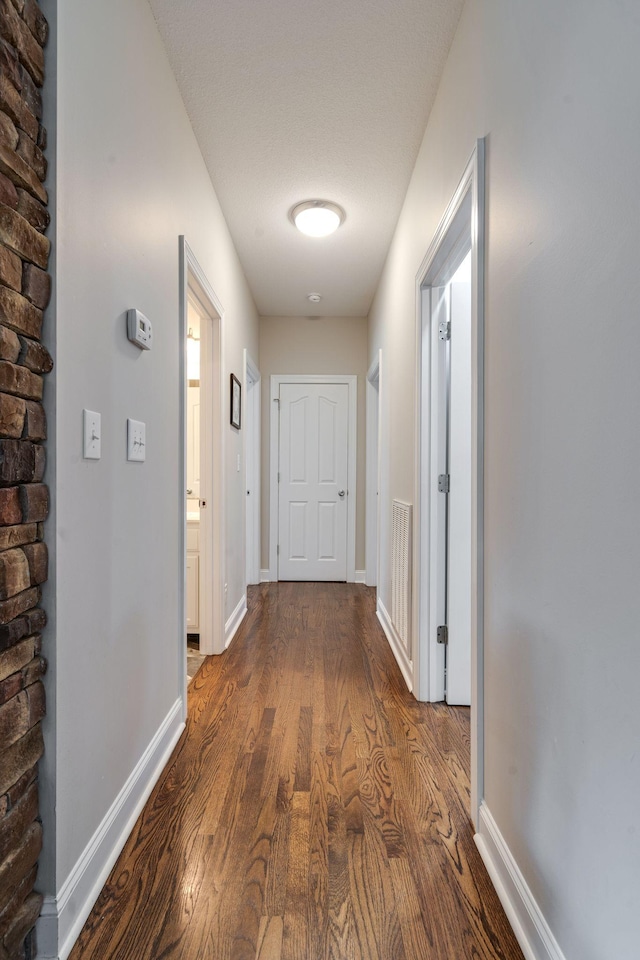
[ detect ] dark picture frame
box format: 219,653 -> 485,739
230,373 -> 241,429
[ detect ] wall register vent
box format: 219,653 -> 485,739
391,500 -> 413,658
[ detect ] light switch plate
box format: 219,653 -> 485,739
83,409 -> 101,459
127,418 -> 146,461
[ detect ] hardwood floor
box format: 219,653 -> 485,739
69,583 -> 524,960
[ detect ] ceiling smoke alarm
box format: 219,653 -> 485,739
307,293 -> 322,303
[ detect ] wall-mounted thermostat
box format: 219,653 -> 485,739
127,309 -> 153,350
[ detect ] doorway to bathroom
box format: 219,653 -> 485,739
179,238 -> 225,709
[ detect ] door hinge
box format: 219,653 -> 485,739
438,473 -> 450,493
438,320 -> 451,341
277,544 -> 279,556
277,472 -> 280,483
437,624 -> 448,645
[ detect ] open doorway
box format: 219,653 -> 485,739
179,239 -> 225,712
244,350 -> 261,587
414,140 -> 485,824
428,250 -> 472,705
186,298 -> 204,681
366,352 -> 381,588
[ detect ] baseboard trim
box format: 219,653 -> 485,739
475,802 -> 567,960
38,698 -> 184,960
355,569 -> 366,583
259,568 -> 271,582
377,598 -> 413,692
225,593 -> 247,648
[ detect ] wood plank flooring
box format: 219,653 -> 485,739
69,583 -> 524,960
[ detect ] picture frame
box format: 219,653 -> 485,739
230,373 -> 241,429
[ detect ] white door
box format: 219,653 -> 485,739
278,382 -> 349,581
446,252 -> 472,705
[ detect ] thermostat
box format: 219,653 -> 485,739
127,309 -> 153,350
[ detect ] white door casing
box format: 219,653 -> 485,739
278,382 -> 348,581
269,374 -> 358,583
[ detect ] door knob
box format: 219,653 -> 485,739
338,489 -> 346,498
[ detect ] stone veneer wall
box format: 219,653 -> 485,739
0,0 -> 51,958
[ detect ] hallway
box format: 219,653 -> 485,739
69,584 -> 522,960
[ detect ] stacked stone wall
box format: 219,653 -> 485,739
0,0 -> 50,957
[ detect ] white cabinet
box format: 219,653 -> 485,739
186,519 -> 200,632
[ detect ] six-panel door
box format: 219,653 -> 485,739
278,382 -> 349,580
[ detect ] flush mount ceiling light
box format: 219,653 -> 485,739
290,200 -> 345,238
307,293 -> 322,303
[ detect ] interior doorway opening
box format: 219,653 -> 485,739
430,250 -> 472,705
186,299 -> 205,682
179,238 -> 225,714
366,353 -> 381,588
244,350 -> 261,586
414,140 -> 485,824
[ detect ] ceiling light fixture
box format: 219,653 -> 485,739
291,200 -> 345,238
307,293 -> 322,303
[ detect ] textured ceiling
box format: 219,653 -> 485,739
149,0 -> 465,317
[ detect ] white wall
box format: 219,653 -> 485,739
259,316 -> 368,575
369,1 -> 640,958
39,0 -> 258,953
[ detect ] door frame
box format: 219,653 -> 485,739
366,352 -> 382,587
179,238 -> 226,712
269,374 -> 357,582
413,139 -> 485,824
244,349 -> 261,586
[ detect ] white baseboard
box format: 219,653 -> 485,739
37,699 -> 184,960
260,568 -> 271,582
475,802 -> 567,960
355,569 -> 366,583
225,593 -> 247,648
376,598 -> 413,692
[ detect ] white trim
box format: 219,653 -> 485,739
225,593 -> 247,648
37,700 -> 184,960
377,598 -> 413,692
243,350 -> 261,586
260,568 -> 271,582
475,803 -> 567,960
269,374 -> 357,582
180,238 -> 226,662
412,140 -> 485,824
355,569 -> 366,583
366,353 -> 382,588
